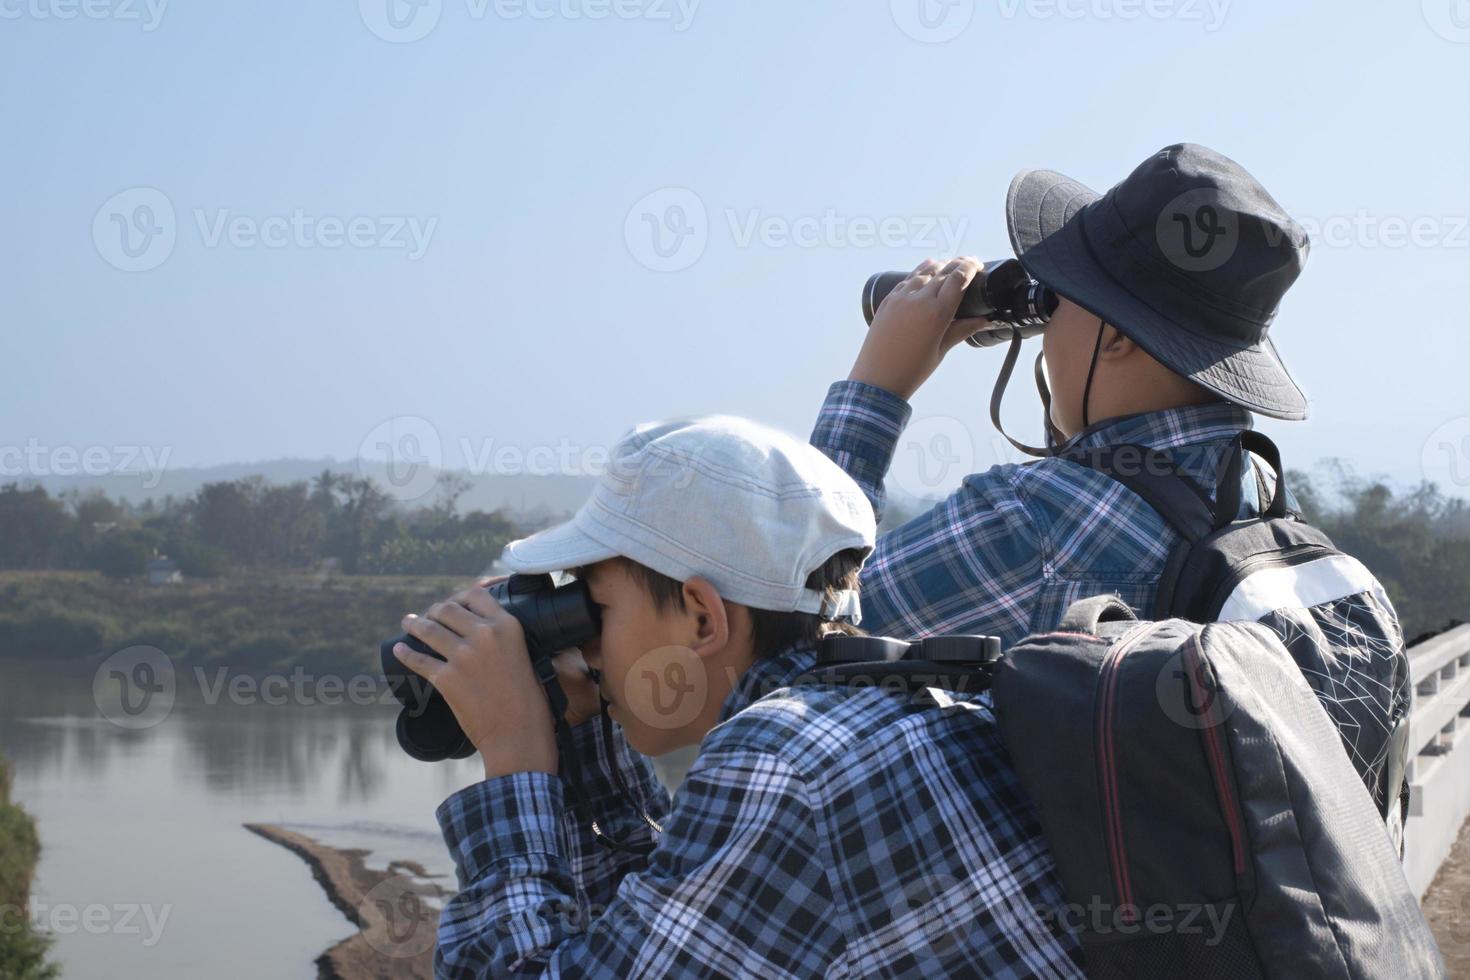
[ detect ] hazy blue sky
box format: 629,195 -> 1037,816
4,0 -> 1469,503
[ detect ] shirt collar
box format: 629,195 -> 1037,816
717,644 -> 819,724
1057,401 -> 1254,455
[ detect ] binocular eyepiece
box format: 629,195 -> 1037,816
862,258 -> 1058,347
380,573 -> 600,762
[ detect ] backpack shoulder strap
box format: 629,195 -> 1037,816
1064,444 -> 1218,543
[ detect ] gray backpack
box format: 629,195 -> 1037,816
991,594 -> 1445,979
1065,431 -> 1413,838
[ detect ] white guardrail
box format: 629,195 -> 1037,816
1404,623 -> 1470,897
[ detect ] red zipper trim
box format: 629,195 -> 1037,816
1097,623 -> 1156,922
1184,633 -> 1247,876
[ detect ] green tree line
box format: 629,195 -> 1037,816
0,471 -> 526,580
1292,467 -> 1470,641
0,466 -> 1465,645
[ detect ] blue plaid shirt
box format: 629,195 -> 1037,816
435,646 -> 1086,978
811,380 -> 1258,648
432,379 -> 1255,978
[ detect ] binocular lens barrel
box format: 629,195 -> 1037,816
862,259 -> 1058,347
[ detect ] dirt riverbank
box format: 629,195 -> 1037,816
245,823 -> 449,979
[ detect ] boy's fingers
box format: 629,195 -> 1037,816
454,587 -> 505,620
945,256 -> 984,282
550,649 -> 601,724
935,270 -> 965,305
924,257 -> 980,299
393,642 -> 443,681
943,317 -> 991,351
402,613 -> 460,655
936,260 -> 978,306
897,273 -> 929,295
428,600 -> 477,637
903,258 -> 941,290
918,271 -> 949,297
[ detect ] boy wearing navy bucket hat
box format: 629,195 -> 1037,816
815,143 -> 1324,648
811,142 -> 1411,844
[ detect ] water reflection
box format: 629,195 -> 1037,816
0,662 -> 464,807
0,659 -> 695,979
0,660 -> 484,980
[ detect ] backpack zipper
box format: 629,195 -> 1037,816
1096,622 -> 1160,922
1182,630 -> 1247,876
1202,540 -> 1334,618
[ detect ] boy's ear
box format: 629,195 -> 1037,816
680,576 -> 732,654
1097,323 -> 1138,361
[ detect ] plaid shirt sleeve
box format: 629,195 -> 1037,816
810,379 -> 1044,643
809,379 -> 912,528
434,747 -> 839,978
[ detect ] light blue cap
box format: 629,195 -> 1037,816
501,415 -> 875,620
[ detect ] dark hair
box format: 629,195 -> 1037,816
612,549 -> 867,659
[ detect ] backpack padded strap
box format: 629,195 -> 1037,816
1065,444 -> 1217,542
1056,594 -> 1138,635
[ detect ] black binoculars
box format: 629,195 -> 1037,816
862,258 -> 1058,347
380,573 -> 598,762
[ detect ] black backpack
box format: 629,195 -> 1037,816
1064,431 -> 1413,839
989,595 -> 1445,979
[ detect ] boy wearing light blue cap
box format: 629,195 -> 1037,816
396,415 -> 1084,979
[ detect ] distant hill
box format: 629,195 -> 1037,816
26,456 -> 945,531
27,458 -> 597,525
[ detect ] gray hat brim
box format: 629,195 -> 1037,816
501,516 -> 620,575
1005,168 -> 1308,421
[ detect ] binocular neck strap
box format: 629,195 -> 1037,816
537,655 -> 661,856
989,331 -> 1063,458
554,704 -> 662,856
988,321 -> 1107,457
1081,318 -> 1106,430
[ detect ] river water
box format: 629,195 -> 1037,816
0,659 -> 490,979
